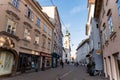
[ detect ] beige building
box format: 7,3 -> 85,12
94,0 -> 120,80
42,6 -> 63,68
0,0 -> 54,76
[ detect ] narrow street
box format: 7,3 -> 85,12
1,64 -> 106,80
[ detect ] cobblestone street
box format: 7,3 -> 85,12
1,64 -> 106,80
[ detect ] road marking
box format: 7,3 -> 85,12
60,70 -> 73,79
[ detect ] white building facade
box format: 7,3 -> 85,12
86,0 -> 103,72
76,38 -> 89,64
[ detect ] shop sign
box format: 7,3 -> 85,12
41,52 -> 51,57
96,49 -> 101,55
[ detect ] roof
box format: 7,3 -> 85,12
94,0 -> 103,18
76,38 -> 89,50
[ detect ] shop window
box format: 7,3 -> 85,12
11,0 -> 20,8
46,60 -> 50,66
6,18 -> 17,35
0,51 -> 14,75
113,53 -> 120,78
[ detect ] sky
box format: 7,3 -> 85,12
37,0 -> 88,58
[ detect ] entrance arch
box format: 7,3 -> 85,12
0,49 -> 18,76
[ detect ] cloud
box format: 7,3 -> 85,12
70,5 -> 85,14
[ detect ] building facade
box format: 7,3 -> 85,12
76,38 -> 89,65
0,0 -> 54,76
94,0 -> 120,80
86,0 -> 103,74
42,6 -> 63,68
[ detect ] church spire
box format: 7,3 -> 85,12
65,26 -> 70,36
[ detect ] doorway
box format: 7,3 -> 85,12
0,51 -> 14,75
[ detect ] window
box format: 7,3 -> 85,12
6,18 -> 17,35
24,28 -> 31,41
11,0 -> 19,8
43,24 -> 47,32
42,36 -> 46,48
48,42 -> 50,50
34,34 -> 39,44
102,2 -> 105,17
117,0 -> 120,17
108,15 -> 114,35
103,26 -> 107,43
36,18 -> 40,27
48,29 -> 52,36
106,0 -> 108,5
26,7 -> 34,20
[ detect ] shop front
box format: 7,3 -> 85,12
17,52 -> 40,73
51,52 -> 60,68
0,36 -> 18,76
40,52 -> 52,71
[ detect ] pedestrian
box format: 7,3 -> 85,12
60,60 -> 64,68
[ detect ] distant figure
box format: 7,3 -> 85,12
60,60 -> 64,68
75,62 -> 79,67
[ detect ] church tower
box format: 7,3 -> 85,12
63,27 -> 71,62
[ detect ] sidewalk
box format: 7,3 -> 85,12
0,64 -> 107,80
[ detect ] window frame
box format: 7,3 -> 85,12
25,7 -> 34,21
117,0 -> 120,18
108,15 -> 114,35
34,33 -> 39,45
11,0 -> 20,8
103,25 -> 107,44
24,27 -> 31,42
42,36 -> 46,48
43,24 -> 47,33
6,18 -> 17,35
36,18 -> 40,27
48,42 -> 50,50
